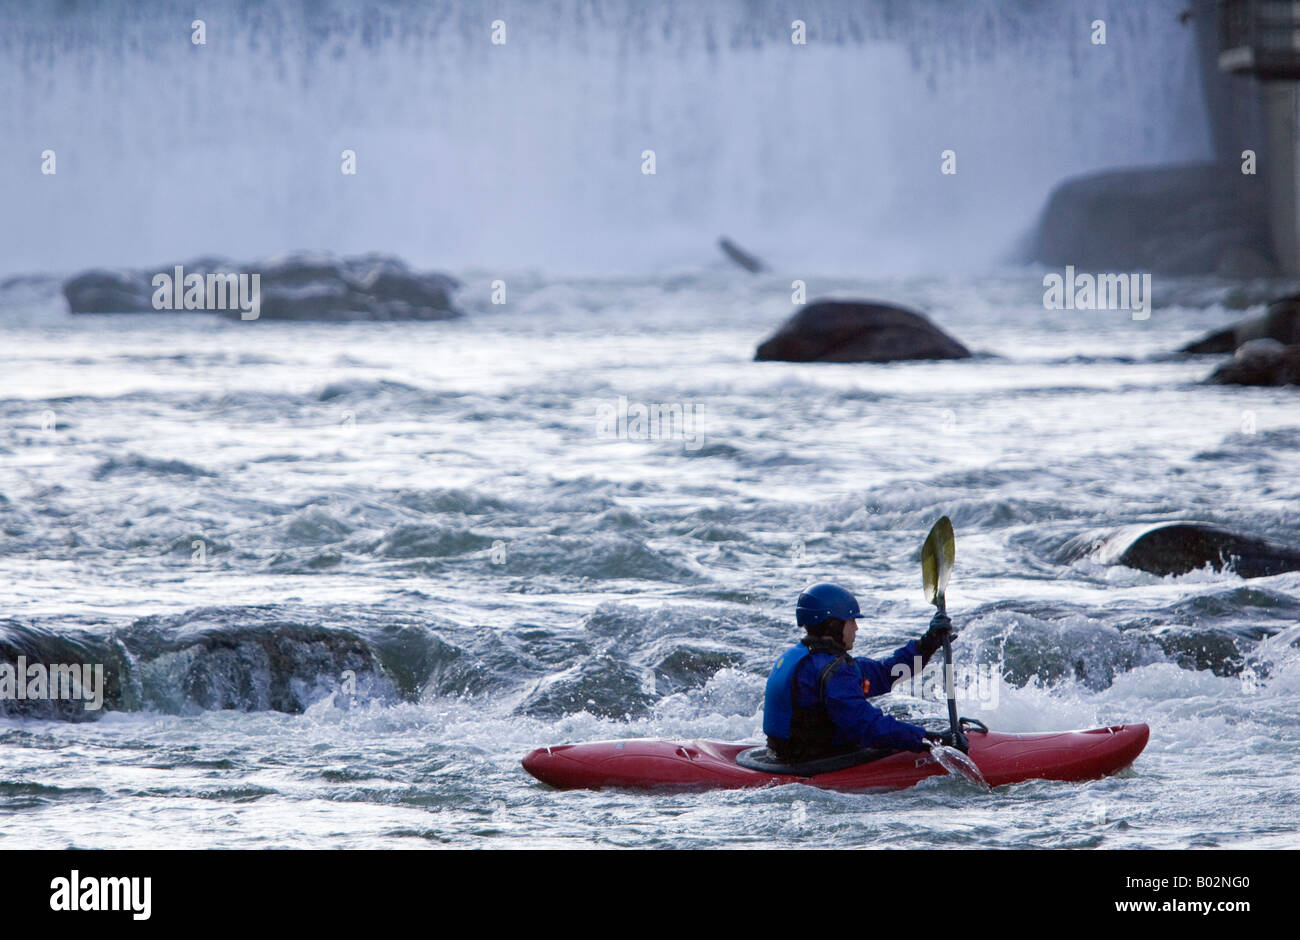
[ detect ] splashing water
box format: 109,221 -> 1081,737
929,743 -> 992,792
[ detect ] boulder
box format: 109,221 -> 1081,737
1058,522 -> 1300,578
1028,163 -> 1275,277
1207,338 -> 1300,386
62,269 -> 154,312
1182,293 -> 1300,354
754,300 -> 971,363
63,253 -> 461,320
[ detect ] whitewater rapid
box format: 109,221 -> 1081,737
1,270 -> 1298,847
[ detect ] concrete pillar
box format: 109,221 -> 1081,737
1262,82 -> 1300,274
1194,0 -> 1266,164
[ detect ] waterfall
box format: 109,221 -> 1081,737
0,0 -> 1210,277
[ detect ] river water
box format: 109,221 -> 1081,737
2,270 -> 1298,848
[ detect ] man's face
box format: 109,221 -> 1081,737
842,618 -> 858,650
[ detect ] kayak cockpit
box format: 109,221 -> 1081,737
734,745 -> 894,777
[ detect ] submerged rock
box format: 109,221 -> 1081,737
652,644 -> 744,696
1207,338 -> 1300,387
1182,294 -> 1300,354
1028,163 -> 1275,277
755,299 -> 971,363
1059,522 -> 1300,579
63,252 -> 461,320
515,654 -> 656,720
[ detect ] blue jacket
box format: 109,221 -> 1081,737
764,636 -> 933,760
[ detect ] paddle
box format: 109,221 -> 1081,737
921,516 -> 959,740
921,516 -> 990,791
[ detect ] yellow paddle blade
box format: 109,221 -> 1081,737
922,516 -> 956,607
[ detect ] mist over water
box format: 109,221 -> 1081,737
2,0 -> 1208,276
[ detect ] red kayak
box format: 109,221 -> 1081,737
522,723 -> 1149,792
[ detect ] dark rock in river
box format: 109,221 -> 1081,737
253,253 -> 461,321
62,269 -> 153,313
754,300 -> 971,363
1058,522 -> 1300,579
1028,163 -> 1275,277
1182,293 -> 1300,354
652,644 -> 744,696
515,654 -> 656,720
63,252 -> 461,320
1207,338 -> 1300,387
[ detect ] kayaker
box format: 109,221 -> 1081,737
763,582 -> 963,764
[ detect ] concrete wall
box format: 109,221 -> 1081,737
1195,0 -> 1300,274
1193,0 -> 1268,164
1262,83 -> 1300,273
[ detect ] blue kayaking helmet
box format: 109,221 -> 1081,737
795,583 -> 862,630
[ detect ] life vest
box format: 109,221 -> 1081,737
763,640 -> 860,762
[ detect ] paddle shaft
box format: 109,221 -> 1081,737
936,596 -> 960,739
